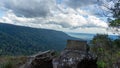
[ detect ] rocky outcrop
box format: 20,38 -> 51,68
113,60 -> 120,68
21,50 -> 56,68
21,40 -> 97,68
53,50 -> 97,68
52,40 -> 97,68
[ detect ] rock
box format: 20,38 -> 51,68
21,40 -> 98,68
52,40 -> 97,68
22,50 -> 56,68
113,59 -> 120,68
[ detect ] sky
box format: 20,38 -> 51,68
0,0 -> 115,34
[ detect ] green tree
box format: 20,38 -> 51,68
109,0 -> 120,35
90,34 -> 113,68
109,1 -> 120,65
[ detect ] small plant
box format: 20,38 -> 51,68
97,60 -> 106,68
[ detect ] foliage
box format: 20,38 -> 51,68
90,34 -> 120,68
109,19 -> 120,27
97,60 -> 106,68
113,37 -> 120,48
108,0 -> 120,35
0,23 -> 78,56
110,0 -> 120,19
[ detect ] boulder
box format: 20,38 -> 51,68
52,40 -> 97,68
113,59 -> 120,68
22,50 -> 55,68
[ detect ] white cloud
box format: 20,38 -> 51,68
50,7 -> 108,28
0,0 -> 110,34
87,16 -> 108,28
0,8 -> 108,28
0,0 -> 56,17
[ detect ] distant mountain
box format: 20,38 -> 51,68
0,23 -> 80,56
67,32 -> 118,41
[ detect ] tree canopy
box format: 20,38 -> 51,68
105,0 -> 120,35
109,0 -> 120,28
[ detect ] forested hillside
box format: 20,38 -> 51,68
0,23 -> 79,56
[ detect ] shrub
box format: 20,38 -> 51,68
97,60 -> 106,68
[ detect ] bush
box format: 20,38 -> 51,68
97,60 -> 106,68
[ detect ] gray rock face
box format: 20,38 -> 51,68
53,40 -> 97,68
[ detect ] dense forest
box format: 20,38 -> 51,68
0,23 -> 79,56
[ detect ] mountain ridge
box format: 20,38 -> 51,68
0,23 -> 80,56
67,32 -> 118,41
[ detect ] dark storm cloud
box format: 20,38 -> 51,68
1,0 -> 55,18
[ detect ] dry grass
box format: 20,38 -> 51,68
0,56 -> 28,68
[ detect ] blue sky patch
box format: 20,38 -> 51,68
0,10 -> 4,18
56,0 -> 62,4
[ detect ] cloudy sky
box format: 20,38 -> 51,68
0,0 -> 115,34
